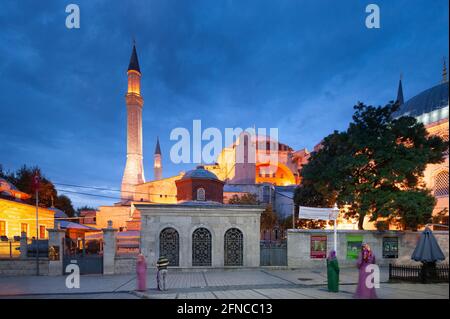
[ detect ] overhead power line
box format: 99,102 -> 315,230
54,182 -> 177,197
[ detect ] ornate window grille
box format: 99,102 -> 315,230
159,227 -> 179,266
192,227 -> 212,266
224,228 -> 243,266
434,171 -> 449,197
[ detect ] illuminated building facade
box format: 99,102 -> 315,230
0,179 -> 54,240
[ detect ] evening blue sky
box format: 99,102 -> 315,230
0,0 -> 448,208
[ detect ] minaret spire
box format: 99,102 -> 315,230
128,41 -> 141,74
154,137 -> 163,181
443,57 -> 448,83
155,136 -> 162,155
396,73 -> 404,105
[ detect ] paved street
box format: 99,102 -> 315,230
0,267 -> 448,299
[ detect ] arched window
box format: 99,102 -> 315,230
159,227 -> 179,266
224,228 -> 243,266
192,228 -> 212,266
434,171 -> 449,197
196,188 -> 206,201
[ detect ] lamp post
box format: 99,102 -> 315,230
33,173 -> 40,276
331,203 -> 339,253
292,203 -> 296,229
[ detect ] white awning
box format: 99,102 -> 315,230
298,206 -> 338,220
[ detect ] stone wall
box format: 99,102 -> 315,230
114,257 -> 136,274
0,258 -> 49,276
136,203 -> 263,268
287,229 -> 449,268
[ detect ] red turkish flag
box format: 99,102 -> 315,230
32,173 -> 40,192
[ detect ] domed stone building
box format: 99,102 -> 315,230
395,69 -> 449,225
135,165 -> 263,268
175,166 -> 225,203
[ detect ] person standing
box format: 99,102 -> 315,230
354,243 -> 378,299
136,253 -> 147,292
327,250 -> 339,292
156,256 -> 169,291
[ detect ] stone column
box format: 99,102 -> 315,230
19,231 -> 28,259
47,226 -> 66,276
103,220 -> 118,275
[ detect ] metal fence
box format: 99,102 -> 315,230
0,241 -> 21,258
260,240 -> 287,266
389,263 -> 449,283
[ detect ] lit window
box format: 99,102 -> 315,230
197,188 -> 206,201
0,221 -> 6,237
21,223 -> 28,235
39,225 -> 46,239
434,171 -> 449,197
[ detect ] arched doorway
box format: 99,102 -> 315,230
159,227 -> 179,266
192,227 -> 212,266
224,228 -> 243,266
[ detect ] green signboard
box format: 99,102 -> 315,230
346,234 -> 363,260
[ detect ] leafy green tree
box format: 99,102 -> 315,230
13,165 -> 57,208
0,164 -> 76,217
55,194 -> 76,218
261,204 -> 278,231
299,102 -> 447,230
293,185 -> 330,229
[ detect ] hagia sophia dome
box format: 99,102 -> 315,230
397,81 -> 449,125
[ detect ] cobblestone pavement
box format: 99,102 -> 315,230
0,267 -> 448,299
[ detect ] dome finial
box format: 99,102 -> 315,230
443,56 -> 448,83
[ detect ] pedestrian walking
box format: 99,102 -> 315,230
156,256 -> 169,291
354,243 -> 378,299
326,250 -> 339,292
136,253 -> 147,291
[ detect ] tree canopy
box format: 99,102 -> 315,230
296,102 -> 448,230
0,164 -> 77,217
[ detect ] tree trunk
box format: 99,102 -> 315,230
358,216 -> 365,230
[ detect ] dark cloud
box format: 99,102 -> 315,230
0,0 -> 448,207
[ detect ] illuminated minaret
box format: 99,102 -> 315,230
121,43 -> 145,200
154,137 -> 162,181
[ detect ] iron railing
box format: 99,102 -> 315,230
0,241 -> 21,258
389,263 -> 449,283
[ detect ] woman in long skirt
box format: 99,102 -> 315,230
354,243 -> 378,299
327,250 -> 340,292
136,253 -> 147,291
